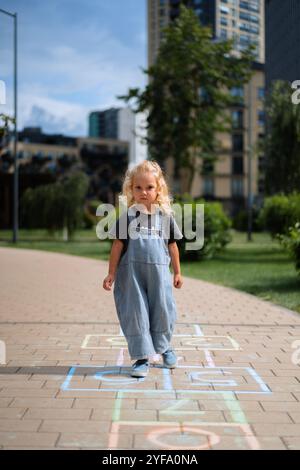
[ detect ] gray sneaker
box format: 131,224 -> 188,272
130,359 -> 149,378
162,349 -> 177,369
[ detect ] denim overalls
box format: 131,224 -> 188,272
113,205 -> 177,361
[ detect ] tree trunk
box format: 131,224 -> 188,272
187,148 -> 197,194
63,226 -> 69,242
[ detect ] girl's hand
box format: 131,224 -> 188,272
103,274 -> 115,291
173,273 -> 183,289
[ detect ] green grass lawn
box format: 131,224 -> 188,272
1,228 -> 299,314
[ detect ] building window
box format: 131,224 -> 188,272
232,156 -> 244,175
221,28 -> 228,39
221,16 -> 228,26
239,11 -> 258,23
240,22 -> 250,32
220,5 -> 230,14
232,110 -> 243,129
258,110 -> 265,126
258,87 -> 265,100
250,2 -> 259,13
240,34 -> 251,45
202,158 -> 214,175
232,134 -> 244,152
258,155 -> 265,172
230,86 -> 244,98
232,178 -> 244,197
240,1 -> 259,12
203,177 -> 214,196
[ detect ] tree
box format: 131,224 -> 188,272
117,4 -> 255,191
262,80 -> 300,195
21,172 -> 89,240
0,113 -> 15,149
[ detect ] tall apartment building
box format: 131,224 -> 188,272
89,107 -> 148,168
148,0 -> 265,67
147,0 -> 265,216
265,0 -> 300,94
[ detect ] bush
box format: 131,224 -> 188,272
277,222 -> 300,277
257,192 -> 300,237
173,197 -> 232,261
21,185 -> 50,229
21,172 -> 89,239
232,206 -> 263,232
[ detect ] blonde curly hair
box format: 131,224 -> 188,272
118,160 -> 174,216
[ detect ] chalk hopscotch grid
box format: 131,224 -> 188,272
81,334 -> 241,351
105,325 -> 261,450
60,324 -> 271,449
61,364 -> 272,394
109,421 -> 260,451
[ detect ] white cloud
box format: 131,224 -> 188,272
0,2 -> 147,136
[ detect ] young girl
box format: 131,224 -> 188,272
103,160 -> 183,378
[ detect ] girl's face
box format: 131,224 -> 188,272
132,172 -> 159,212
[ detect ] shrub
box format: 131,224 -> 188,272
277,222 -> 300,277
21,172 -> 89,239
257,192 -> 300,237
232,206 -> 263,232
174,197 -> 232,261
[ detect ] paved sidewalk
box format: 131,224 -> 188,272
0,246 -> 300,450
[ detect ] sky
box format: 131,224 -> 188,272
0,0 -> 147,137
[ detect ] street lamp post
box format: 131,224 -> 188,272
0,8 -> 18,243
247,76 -> 253,242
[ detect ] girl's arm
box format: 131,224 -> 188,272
108,239 -> 124,276
103,239 -> 124,290
168,242 -> 183,288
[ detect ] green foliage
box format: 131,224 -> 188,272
277,222 -> 300,276
0,113 -> 15,137
232,206 -> 263,232
83,200 -> 103,229
174,197 -> 232,261
257,192 -> 300,237
21,172 -> 89,239
262,80 -> 300,195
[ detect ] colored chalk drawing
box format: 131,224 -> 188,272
60,324 -> 271,449
61,364 -> 271,394
81,334 -> 240,351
